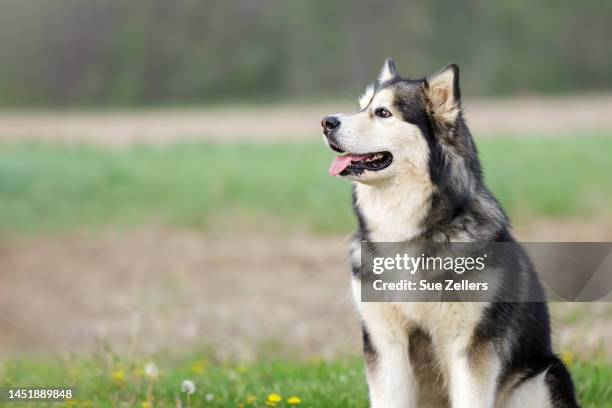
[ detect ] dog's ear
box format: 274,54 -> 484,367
424,64 -> 461,124
378,58 -> 398,83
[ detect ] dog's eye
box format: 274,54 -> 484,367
375,107 -> 392,118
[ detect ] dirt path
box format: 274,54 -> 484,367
0,229 -> 355,359
1,96 -> 611,145
1,219 -> 611,360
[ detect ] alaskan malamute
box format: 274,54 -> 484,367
321,59 -> 579,407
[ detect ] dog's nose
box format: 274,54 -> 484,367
321,116 -> 340,134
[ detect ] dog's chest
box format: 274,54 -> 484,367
350,184 -> 485,341
351,276 -> 485,343
355,181 -> 431,242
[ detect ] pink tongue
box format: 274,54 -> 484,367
329,154 -> 369,176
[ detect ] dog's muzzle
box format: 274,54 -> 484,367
321,116 -> 344,152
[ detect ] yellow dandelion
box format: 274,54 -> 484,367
287,396 -> 302,405
267,393 -> 282,403
191,360 -> 206,375
141,402 -> 151,408
64,400 -> 77,407
111,370 -> 126,384
245,395 -> 257,404
561,351 -> 574,366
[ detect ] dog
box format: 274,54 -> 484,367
321,59 -> 579,407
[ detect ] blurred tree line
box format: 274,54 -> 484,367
0,0 -> 610,106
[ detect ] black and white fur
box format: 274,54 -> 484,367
322,60 -> 579,407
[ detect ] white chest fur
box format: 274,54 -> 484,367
355,179 -> 432,243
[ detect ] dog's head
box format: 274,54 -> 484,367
322,59 -> 464,186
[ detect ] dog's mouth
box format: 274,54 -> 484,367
329,151 -> 393,176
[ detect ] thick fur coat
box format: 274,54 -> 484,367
322,60 -> 579,408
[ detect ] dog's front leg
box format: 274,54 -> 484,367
441,340 -> 501,408
363,326 -> 418,408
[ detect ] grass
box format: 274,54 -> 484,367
1,354 -> 610,407
0,135 -> 610,236
2,137 -> 610,406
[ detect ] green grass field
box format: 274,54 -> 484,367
0,135 -> 610,236
1,354 -> 611,407
1,136 -> 611,406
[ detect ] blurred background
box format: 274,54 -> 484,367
1,0 -> 612,104
0,0 -> 611,365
